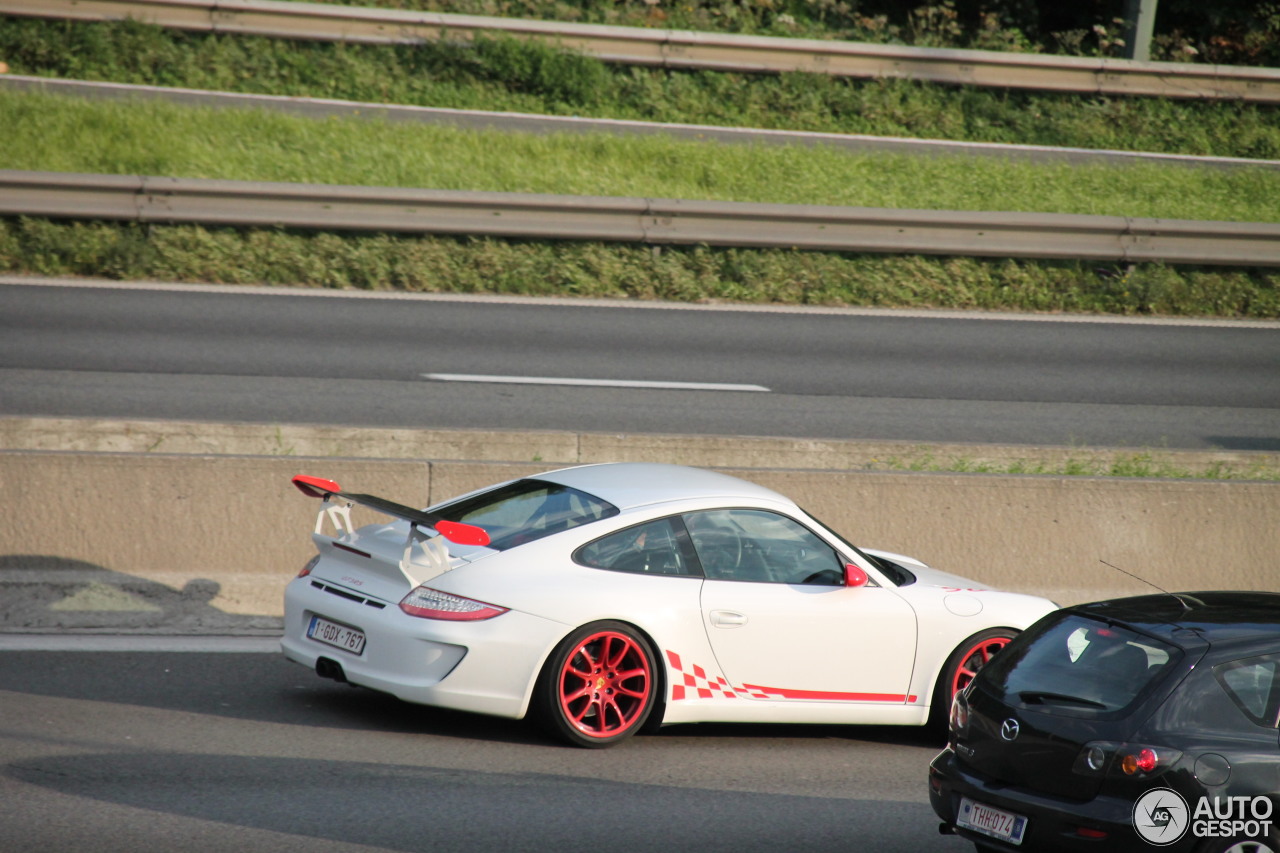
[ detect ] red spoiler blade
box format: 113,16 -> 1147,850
291,475 -> 491,547
293,475 -> 341,499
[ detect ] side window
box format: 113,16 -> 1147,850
1215,654 -> 1280,728
575,517 -> 693,576
684,509 -> 843,584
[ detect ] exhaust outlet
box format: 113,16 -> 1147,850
315,657 -> 347,683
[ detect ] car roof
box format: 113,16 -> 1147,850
532,462 -> 794,512
1070,591 -> 1280,648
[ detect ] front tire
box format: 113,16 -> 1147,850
929,628 -> 1016,732
533,621 -> 659,748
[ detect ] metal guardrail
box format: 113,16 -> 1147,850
4,0 -> 1280,103
4,170 -> 1278,265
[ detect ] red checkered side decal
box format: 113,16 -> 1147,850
666,649 -> 740,700
665,649 -> 917,703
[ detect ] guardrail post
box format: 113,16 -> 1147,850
1123,0 -> 1158,62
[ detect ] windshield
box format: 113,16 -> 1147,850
438,479 -> 618,551
982,613 -> 1182,714
802,509 -> 914,586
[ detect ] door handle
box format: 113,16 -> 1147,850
709,610 -> 747,628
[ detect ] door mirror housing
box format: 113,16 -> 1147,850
845,564 -> 869,588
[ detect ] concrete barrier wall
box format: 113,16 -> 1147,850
3,449 -> 1276,629
751,468 -> 1278,604
4,416 -> 1273,473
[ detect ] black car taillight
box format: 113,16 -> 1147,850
1072,741 -> 1183,779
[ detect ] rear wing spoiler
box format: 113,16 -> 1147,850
292,475 -> 491,547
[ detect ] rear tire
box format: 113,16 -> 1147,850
929,628 -> 1016,733
532,621 -> 659,748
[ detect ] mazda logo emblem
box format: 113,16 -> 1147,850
1000,718 -> 1020,741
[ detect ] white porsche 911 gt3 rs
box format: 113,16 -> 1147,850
281,462 -> 1056,748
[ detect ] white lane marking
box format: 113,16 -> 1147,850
0,635 -> 281,653
423,373 -> 770,392
7,275 -> 1279,328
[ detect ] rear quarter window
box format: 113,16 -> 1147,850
1214,654 -> 1280,728
440,480 -> 618,551
575,517 -> 695,577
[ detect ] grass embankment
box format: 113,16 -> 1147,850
1,18 -> 1278,319
4,89 -> 1279,316
8,91 -> 1279,220
869,450 -> 1280,482
5,18 -> 1279,158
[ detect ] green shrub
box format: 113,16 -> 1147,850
274,0 -> 1280,65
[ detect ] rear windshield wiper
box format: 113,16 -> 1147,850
1018,691 -> 1108,709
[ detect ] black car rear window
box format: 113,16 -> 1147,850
438,479 -> 618,551
982,614 -> 1182,715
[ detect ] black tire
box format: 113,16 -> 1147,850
532,620 -> 660,748
928,628 -> 1017,733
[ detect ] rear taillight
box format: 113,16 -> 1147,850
1124,748 -> 1160,775
1072,741 -> 1182,779
297,555 -> 320,578
399,586 -> 509,621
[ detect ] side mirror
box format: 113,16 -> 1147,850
844,564 -> 869,588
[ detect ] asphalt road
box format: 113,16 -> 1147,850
4,278 -> 1278,449
0,639 -> 968,853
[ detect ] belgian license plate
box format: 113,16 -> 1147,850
307,615 -> 366,655
957,797 -> 1028,846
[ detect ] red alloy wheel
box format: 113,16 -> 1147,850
557,630 -> 653,739
950,634 -> 1013,698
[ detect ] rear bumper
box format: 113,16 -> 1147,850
281,575 -> 567,719
929,747 -> 1154,852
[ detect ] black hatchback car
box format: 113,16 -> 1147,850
930,591 -> 1280,853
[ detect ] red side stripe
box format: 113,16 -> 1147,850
741,684 -> 912,703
